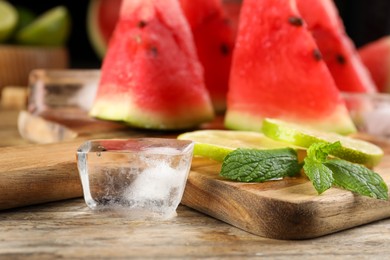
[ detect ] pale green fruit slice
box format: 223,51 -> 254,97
178,130 -> 287,162
15,6 -> 70,46
0,0 -> 18,42
262,118 -> 384,167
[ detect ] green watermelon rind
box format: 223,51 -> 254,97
90,97 -> 214,130
224,104 -> 357,136
87,0 -> 106,58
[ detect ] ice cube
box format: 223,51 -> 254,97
18,110 -> 78,144
28,69 -> 100,121
76,138 -> 194,219
343,92 -> 390,139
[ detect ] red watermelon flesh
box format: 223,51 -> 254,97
90,0 -> 214,130
359,36 -> 390,93
179,0 -> 235,113
296,0 -> 376,93
225,0 -> 356,134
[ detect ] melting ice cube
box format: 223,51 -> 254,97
76,138 -> 194,219
28,69 -> 100,121
343,92 -> 390,139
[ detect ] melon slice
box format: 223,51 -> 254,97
296,0 -> 376,93
358,36 -> 390,93
90,0 -> 214,130
179,0 -> 235,113
87,0 -> 122,58
225,0 -> 356,135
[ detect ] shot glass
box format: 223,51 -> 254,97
76,138 -> 194,219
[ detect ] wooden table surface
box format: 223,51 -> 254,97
2,108 -> 390,259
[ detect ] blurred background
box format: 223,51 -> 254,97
7,0 -> 390,69
10,0 -> 101,68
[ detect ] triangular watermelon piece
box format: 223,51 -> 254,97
225,0 -> 356,134
296,0 -> 376,93
90,0 -> 214,130
179,0 -> 235,113
359,36 -> 390,93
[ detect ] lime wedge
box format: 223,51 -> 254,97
15,6 -> 70,46
178,130 -> 287,162
262,118 -> 383,167
0,0 -> 18,42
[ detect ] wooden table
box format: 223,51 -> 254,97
2,108 -> 390,259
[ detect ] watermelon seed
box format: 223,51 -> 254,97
138,20 -> 147,28
150,46 -> 158,57
313,49 -> 322,61
288,16 -> 303,27
336,54 -> 346,64
220,43 -> 230,56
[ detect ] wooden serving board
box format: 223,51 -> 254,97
182,139 -> 390,240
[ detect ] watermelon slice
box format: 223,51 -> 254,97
225,0 -> 356,135
90,0 -> 214,130
296,0 -> 376,93
87,0 -> 122,58
179,0 -> 236,113
359,36 -> 390,93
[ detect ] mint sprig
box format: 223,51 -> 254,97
218,141 -> 388,200
220,148 -> 301,182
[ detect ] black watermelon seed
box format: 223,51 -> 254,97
150,46 -> 158,57
336,54 -> 346,64
313,49 -> 322,61
220,43 -> 230,56
288,16 -> 303,27
138,20 -> 147,28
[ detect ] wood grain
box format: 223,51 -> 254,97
0,141 -> 82,210
2,198 -> 390,258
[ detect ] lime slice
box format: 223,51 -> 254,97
178,130 -> 287,162
0,0 -> 18,42
262,118 -> 384,167
15,6 -> 70,46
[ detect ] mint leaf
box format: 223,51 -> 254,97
325,159 -> 388,200
304,142 -> 337,194
220,148 -> 301,182
303,157 -> 334,194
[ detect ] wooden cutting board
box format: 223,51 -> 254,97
183,136 -> 390,240
2,109 -> 390,240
